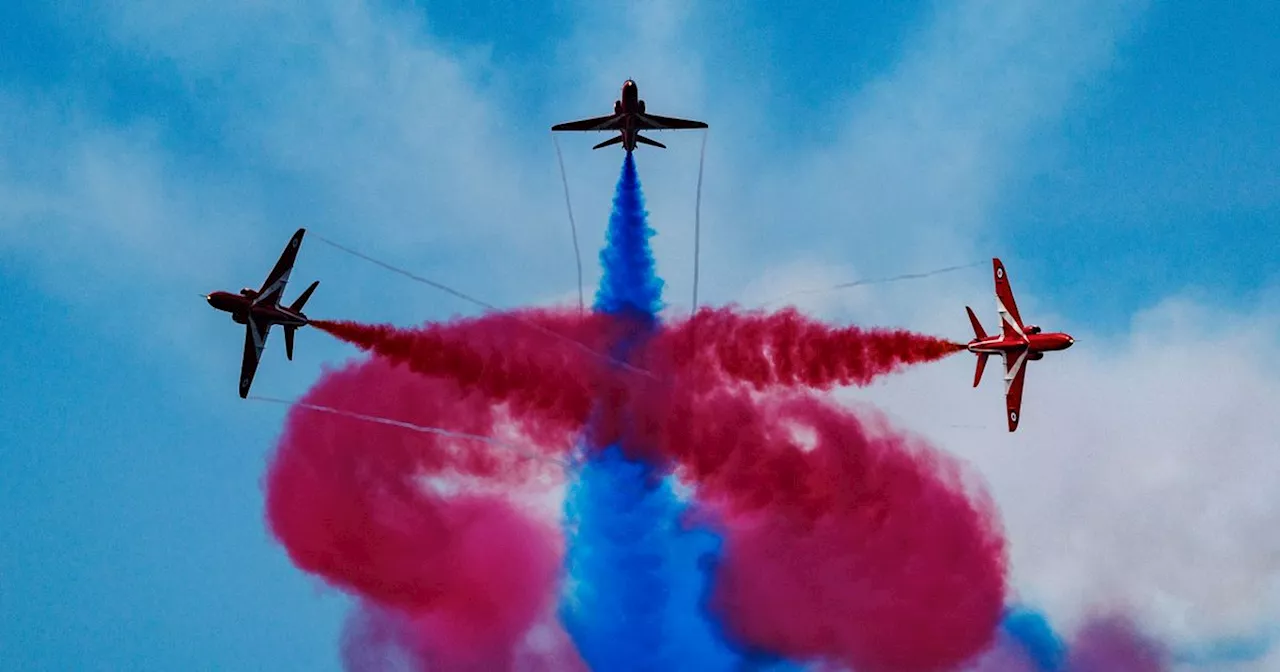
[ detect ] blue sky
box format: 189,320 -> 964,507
2,1 -> 1279,670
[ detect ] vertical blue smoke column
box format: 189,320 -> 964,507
559,153 -> 746,669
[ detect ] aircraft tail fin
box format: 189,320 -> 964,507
973,353 -> 989,387
593,135 -> 624,150
635,133 -> 667,149
283,280 -> 317,361
290,280 -> 318,313
966,305 -> 988,340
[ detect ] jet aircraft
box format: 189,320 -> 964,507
205,228 -> 318,398
965,258 -> 1074,432
552,79 -> 707,151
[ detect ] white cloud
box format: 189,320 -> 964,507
0,0 -> 1151,336
674,0 -> 1151,307
831,294 -> 1280,667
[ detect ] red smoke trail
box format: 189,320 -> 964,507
266,356 -> 571,669
313,307 -> 962,443
655,306 -> 965,391
644,386 -> 1008,671
312,311 -> 606,443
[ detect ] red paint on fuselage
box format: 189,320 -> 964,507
967,331 -> 1074,356
621,80 -> 639,110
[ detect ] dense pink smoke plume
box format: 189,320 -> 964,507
265,357 -> 567,668
657,388 -> 1007,670
283,309 -> 1009,670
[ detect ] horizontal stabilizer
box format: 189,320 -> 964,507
593,135 -> 624,150
635,133 -> 666,149
284,326 -> 297,361
973,353 -> 989,387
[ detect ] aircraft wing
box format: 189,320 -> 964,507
239,317 -> 271,398
552,114 -> 625,132
255,228 -> 306,306
635,113 -> 708,130
992,257 -> 1025,339
1002,348 -> 1028,432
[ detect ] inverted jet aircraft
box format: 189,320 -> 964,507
965,258 -> 1074,432
205,228 -> 318,398
552,79 -> 708,151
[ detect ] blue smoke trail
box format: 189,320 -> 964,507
592,153 -> 664,321
1001,606 -> 1067,671
559,152 -> 753,669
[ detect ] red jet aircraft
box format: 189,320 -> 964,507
552,79 -> 707,151
204,228 -> 318,398
966,258 -> 1074,432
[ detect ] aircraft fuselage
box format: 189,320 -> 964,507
206,290 -> 308,327
611,80 -> 648,151
967,331 -> 1074,357
620,80 -> 640,111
